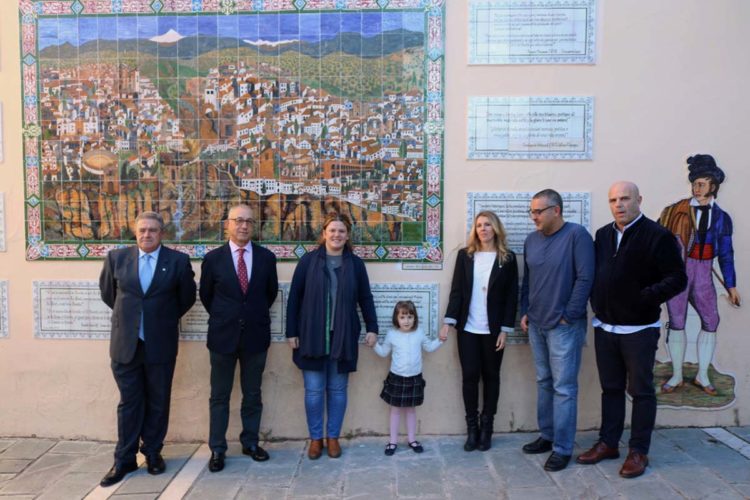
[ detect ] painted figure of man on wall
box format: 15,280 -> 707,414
660,154 -> 741,396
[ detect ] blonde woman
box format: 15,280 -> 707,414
440,211 -> 519,452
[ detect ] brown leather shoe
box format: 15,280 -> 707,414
327,438 -> 342,458
308,439 -> 323,460
620,450 -> 649,478
576,441 -> 620,465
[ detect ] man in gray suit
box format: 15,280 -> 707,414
99,211 -> 196,487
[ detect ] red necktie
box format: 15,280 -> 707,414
237,247 -> 248,294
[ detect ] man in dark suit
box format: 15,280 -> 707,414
200,203 -> 279,472
99,211 -> 196,487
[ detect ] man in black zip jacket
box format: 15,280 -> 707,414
577,181 -> 686,479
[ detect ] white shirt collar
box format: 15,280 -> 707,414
229,240 -> 252,255
613,213 -> 643,234
690,197 -> 714,208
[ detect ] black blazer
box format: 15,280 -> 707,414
199,242 -> 279,354
445,248 -> 519,335
99,245 -> 196,364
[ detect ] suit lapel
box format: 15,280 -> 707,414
126,246 -> 143,297
247,242 -> 261,293
488,255 -> 500,291
464,251 -> 474,291
146,247 -> 169,295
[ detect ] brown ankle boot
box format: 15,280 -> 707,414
327,438 -> 342,458
308,439 -> 323,460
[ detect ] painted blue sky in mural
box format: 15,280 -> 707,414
38,11 -> 425,49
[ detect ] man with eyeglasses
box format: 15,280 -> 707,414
199,203 -> 279,472
519,189 -> 594,472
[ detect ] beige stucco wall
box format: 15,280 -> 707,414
1,1 -> 748,441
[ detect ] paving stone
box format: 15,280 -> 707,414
489,450 -> 555,489
507,486 -> 561,499
0,459 -> 32,473
724,426 -> 750,443
617,478 -> 684,500
732,482 -> 750,496
444,462 -> 503,500
290,458 -> 345,497
547,465 -> 613,499
0,473 -> 15,483
48,441 -> 101,455
657,464 -> 744,499
0,440 -> 16,454
709,461 -> 750,484
242,462 -> 298,488
68,447 -> 116,473
646,433 -> 701,465
343,466 -> 396,498
395,459 -> 445,497
236,486 -> 291,499
115,465 -> 180,495
0,439 -> 55,460
0,453 -> 78,495
184,476 -> 243,500
111,494 -> 159,500
36,471 -> 102,500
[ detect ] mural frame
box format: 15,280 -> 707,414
18,0 -> 445,263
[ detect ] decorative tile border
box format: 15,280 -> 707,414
32,279 -> 439,341
0,281 -> 8,338
468,96 -> 594,160
19,0 -> 445,263
469,0 -> 596,65
0,193 -> 6,252
467,191 -> 591,254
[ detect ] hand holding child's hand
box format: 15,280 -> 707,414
365,332 -> 377,347
439,324 -> 452,342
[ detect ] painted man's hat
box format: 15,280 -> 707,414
687,154 -> 725,184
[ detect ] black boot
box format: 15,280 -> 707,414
464,413 -> 480,452
478,413 -> 494,451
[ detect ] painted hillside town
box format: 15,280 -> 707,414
19,0 -> 445,261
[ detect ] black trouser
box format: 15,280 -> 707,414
111,340 -> 176,466
208,349 -> 268,453
457,331 -> 505,416
594,326 -> 660,454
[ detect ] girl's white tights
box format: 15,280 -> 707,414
390,406 -> 417,443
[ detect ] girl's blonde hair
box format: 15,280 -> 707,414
466,210 -> 510,263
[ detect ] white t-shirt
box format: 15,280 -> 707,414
464,252 -> 495,334
373,327 -> 443,377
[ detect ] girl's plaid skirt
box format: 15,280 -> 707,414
380,372 -> 426,407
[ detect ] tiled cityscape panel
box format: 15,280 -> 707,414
19,0 -> 445,262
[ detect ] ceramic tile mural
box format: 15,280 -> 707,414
19,0 -> 445,262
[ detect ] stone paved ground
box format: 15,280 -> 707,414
1,428 -> 749,499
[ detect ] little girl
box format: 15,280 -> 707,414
373,300 -> 443,455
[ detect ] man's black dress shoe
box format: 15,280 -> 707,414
100,461 -> 139,487
522,437 -> 553,454
242,444 -> 270,462
208,452 -> 225,473
146,454 -> 166,475
544,452 -> 572,471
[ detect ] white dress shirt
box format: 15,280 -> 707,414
229,240 -> 253,284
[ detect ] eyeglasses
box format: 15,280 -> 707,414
228,218 -> 255,225
527,206 -> 556,217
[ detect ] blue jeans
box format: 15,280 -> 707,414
528,319 -> 586,455
303,359 -> 349,439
